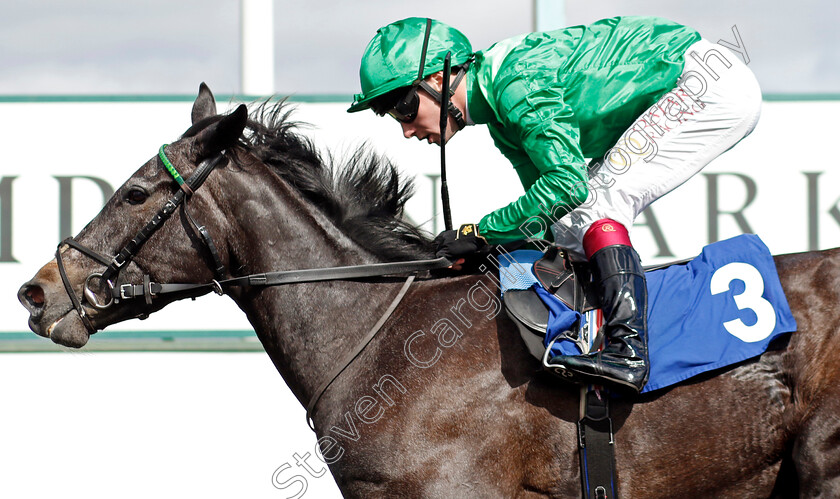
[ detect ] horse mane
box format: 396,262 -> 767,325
225,101 -> 435,262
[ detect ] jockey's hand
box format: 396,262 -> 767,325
434,224 -> 487,261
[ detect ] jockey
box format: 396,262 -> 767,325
348,17 -> 761,393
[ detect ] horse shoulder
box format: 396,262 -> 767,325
321,275 -> 582,496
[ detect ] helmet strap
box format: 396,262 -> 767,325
418,63 -> 469,130
413,18 -> 470,130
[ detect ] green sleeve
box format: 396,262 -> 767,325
477,77 -> 589,244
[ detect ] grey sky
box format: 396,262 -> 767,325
0,0 -> 836,96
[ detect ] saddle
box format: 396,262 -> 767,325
503,246 -> 601,358
503,246 -> 686,360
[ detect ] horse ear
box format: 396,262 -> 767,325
194,104 -> 248,159
192,82 -> 218,124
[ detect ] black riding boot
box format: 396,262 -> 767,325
549,244 -> 649,393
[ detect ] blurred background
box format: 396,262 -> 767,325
2,0 -> 837,95
1,1 -> 838,498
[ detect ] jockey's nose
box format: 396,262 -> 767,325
401,122 -> 415,139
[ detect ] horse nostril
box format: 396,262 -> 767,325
21,284 -> 45,308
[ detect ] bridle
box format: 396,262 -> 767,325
55,144 -> 227,333
53,142 -> 452,428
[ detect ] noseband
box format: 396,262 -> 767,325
55,145 -> 227,333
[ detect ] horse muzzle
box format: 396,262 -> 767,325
44,311 -> 91,348
18,278 -> 91,348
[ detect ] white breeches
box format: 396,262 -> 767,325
551,38 -> 762,260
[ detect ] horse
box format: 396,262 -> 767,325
17,84 -> 840,498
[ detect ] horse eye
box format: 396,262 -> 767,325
125,187 -> 149,205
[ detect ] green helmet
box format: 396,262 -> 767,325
348,18 -> 473,113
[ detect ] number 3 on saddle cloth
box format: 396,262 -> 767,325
500,234 -> 798,393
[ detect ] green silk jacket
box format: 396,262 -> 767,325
468,16 -> 701,243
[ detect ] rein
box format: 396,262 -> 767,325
54,143 -> 452,429
115,256 -> 450,300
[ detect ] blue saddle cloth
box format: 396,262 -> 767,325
499,234 -> 798,393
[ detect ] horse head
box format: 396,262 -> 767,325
19,83 -> 431,356
18,84 -> 247,348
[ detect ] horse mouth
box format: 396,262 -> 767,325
46,316 -> 64,337
34,311 -> 91,349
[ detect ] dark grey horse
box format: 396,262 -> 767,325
18,84 -> 840,497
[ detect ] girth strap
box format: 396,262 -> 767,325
578,387 -> 618,499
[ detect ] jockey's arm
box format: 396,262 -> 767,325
477,81 -> 589,244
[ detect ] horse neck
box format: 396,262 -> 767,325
217,160 -> 406,406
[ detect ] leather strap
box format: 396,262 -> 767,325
60,237 -> 112,267
183,202 -> 226,279
114,257 -> 451,300
578,387 -> 618,499
55,242 -> 97,333
305,274 -> 416,430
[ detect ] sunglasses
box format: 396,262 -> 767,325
387,86 -> 421,123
